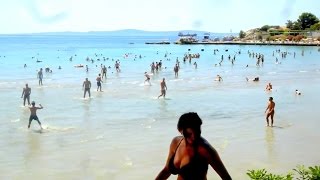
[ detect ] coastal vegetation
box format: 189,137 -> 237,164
247,165 -> 320,180
239,12 -> 320,42
174,12 -> 319,45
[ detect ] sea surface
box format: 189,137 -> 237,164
0,33 -> 319,179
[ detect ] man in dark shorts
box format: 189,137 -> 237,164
115,61 -> 120,72
96,74 -> 103,91
83,78 -> 92,98
28,101 -> 43,129
21,83 -> 31,106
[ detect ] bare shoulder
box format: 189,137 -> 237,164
170,136 -> 183,149
199,137 -> 217,156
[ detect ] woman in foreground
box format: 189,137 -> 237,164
156,112 -> 232,180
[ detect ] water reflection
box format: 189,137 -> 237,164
24,133 -> 40,165
159,99 -> 168,112
265,127 -> 275,163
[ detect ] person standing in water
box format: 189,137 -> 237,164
83,78 -> 92,98
115,61 -> 121,72
21,83 -> 31,106
174,64 -> 179,78
158,78 -> 167,99
265,97 -> 275,127
28,101 -> 43,129
37,68 -> 43,85
102,65 -> 107,79
96,74 -> 103,91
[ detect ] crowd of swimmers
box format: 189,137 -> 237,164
20,47 -> 306,130
17,46 -> 311,179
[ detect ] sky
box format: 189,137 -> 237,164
0,0 -> 320,34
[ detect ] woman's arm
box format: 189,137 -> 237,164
155,136 -> 182,180
155,167 -> 171,180
204,140 -> 232,180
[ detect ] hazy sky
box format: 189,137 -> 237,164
0,0 -> 319,34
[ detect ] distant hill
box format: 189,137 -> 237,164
16,29 -> 235,37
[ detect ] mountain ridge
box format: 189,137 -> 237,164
1,29 -> 235,36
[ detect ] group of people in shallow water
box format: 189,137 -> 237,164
19,47 -> 307,179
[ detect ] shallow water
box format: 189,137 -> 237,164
0,34 -> 320,179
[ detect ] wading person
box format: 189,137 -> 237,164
28,101 -> 43,129
158,78 -> 167,99
37,68 -> 43,85
21,83 -> 31,106
96,74 -> 103,91
144,72 -> 151,85
83,78 -> 92,98
265,97 -> 275,127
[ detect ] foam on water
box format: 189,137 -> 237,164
11,118 -> 20,123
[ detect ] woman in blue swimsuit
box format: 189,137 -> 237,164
156,112 -> 232,180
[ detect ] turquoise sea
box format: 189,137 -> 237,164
0,33 -> 320,179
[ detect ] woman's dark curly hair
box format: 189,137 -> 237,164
177,112 -> 202,138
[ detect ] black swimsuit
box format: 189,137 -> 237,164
168,138 -> 208,180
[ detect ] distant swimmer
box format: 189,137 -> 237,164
24,64 -> 27,68
158,78 -> 167,99
21,83 -> 31,106
265,97 -> 275,127
83,78 -> 91,98
144,72 -> 151,85
295,89 -> 302,95
215,75 -> 223,82
265,82 -> 273,91
96,74 -> 103,92
74,64 -> 84,68
37,68 -> 43,85
28,101 -> 43,129
246,77 -> 259,82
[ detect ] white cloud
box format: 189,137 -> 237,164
0,0 -> 320,34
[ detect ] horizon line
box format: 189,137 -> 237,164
0,29 -> 237,36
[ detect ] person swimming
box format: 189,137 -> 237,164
74,64 -> 84,68
295,89 -> 302,95
266,82 -> 273,91
246,76 -> 259,82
